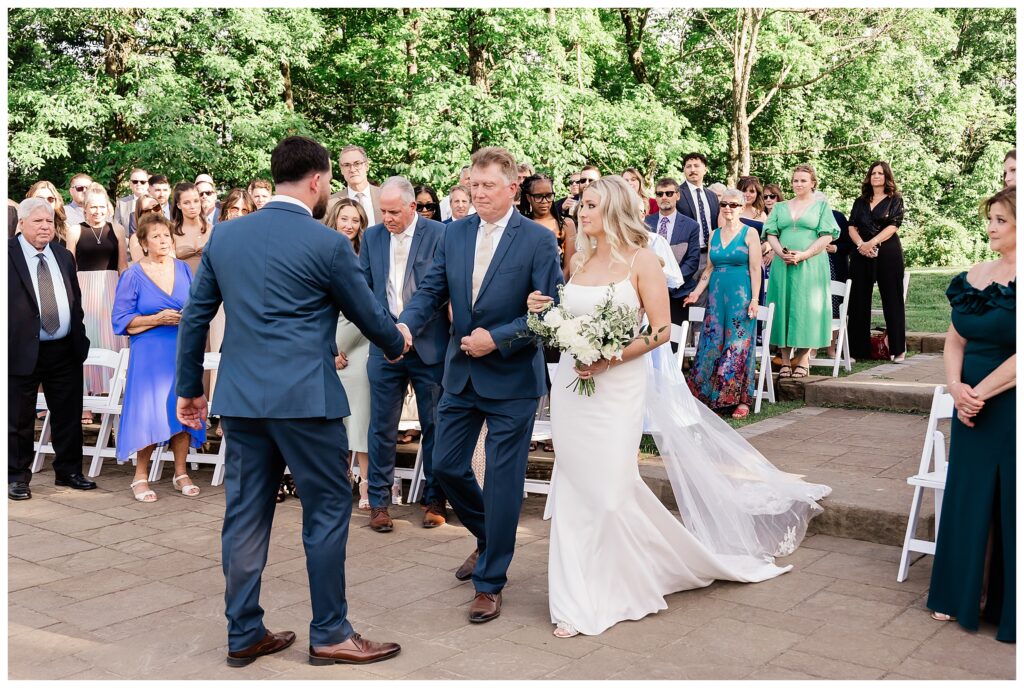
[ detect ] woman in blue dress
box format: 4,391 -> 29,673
684,188 -> 764,418
112,214 -> 205,502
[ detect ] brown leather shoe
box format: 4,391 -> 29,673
309,632 -> 401,665
422,501 -> 447,528
455,548 -> 479,581
369,507 -> 393,533
226,629 -> 296,667
469,591 -> 501,623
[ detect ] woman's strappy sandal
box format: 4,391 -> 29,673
130,479 -> 158,503
553,622 -> 580,639
173,474 -> 201,497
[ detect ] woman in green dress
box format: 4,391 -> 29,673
927,186 -> 1015,643
763,164 -> 840,377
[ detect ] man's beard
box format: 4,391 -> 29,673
311,193 -> 329,219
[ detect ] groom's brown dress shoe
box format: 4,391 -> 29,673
226,629 -> 296,667
369,507 -> 393,533
308,633 -> 401,665
455,548 -> 479,581
469,591 -> 501,623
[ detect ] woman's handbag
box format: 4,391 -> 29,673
869,329 -> 890,360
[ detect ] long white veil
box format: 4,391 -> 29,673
644,342 -> 830,561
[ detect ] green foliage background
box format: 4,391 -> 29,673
7,7 -> 1015,266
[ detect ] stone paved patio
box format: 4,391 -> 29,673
8,460 -> 1014,680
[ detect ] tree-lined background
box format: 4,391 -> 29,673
7,7 -> 1015,266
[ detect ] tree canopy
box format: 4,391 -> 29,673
7,7 -> 1015,266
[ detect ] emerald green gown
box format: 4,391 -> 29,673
927,273 -> 1015,643
763,200 -> 840,348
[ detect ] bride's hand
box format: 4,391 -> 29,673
527,290 -> 554,313
575,359 -> 614,379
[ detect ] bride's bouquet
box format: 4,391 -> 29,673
527,284 -> 663,396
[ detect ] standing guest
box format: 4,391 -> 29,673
684,189 -> 763,418
1003,150 -> 1015,187
66,185 -> 128,404
706,182 -> 727,202
330,144 -> 381,226
195,174 -> 221,228
114,168 -> 149,231
27,181 -> 69,245
112,214 -> 205,502
175,135 -> 409,666
676,153 -> 720,306
928,186 -> 1016,643
565,165 -> 601,224
517,163 -> 535,186
763,164 -> 840,378
556,172 -> 583,218
520,174 -> 578,281
821,191 -> 853,357
148,174 -> 172,219
445,184 -> 471,225
622,167 -> 658,217
128,195 -> 167,261
8,199 -> 19,237
323,199 -> 372,509
171,182 -> 210,276
361,177 -> 449,532
847,161 -> 907,362
644,177 -> 701,324
760,183 -> 785,268
218,189 -> 256,223
414,184 -> 441,222
440,166 -> 472,221
9,198 -> 96,500
398,146 -> 563,624
64,173 -> 92,226
737,176 -> 768,222
248,179 -> 273,210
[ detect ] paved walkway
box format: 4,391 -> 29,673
8,462 -> 1014,680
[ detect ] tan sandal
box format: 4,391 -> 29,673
553,622 -> 579,638
130,479 -> 157,503
930,611 -> 956,622
173,474 -> 201,497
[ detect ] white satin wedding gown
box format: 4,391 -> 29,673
545,268 -> 823,637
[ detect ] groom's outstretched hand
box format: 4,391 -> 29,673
460,328 -> 496,358
177,395 -> 208,430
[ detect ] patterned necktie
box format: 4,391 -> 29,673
695,189 -> 711,247
658,216 -> 670,240
36,254 -> 60,335
393,233 -> 410,314
472,222 -> 499,305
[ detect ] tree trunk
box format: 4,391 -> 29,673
403,8 -> 419,87
619,8 -> 650,85
281,59 -> 294,111
726,8 -> 762,184
466,10 -> 490,151
101,9 -> 140,193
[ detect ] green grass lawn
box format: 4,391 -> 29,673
871,266 -> 962,334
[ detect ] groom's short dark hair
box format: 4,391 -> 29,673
271,136 -> 331,185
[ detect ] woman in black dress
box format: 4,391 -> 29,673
847,161 -> 906,361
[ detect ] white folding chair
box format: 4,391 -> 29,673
674,307 -> 705,369
871,273 -> 910,318
897,385 -> 953,582
809,279 -> 853,377
33,347 -> 131,477
149,352 -> 226,485
753,302 -> 776,413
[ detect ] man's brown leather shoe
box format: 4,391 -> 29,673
369,507 -> 393,533
455,548 -> 479,581
226,630 -> 296,667
468,591 -> 501,623
308,633 -> 401,665
422,501 -> 447,528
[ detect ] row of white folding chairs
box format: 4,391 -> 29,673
671,302 -> 777,413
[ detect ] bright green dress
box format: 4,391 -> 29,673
764,200 -> 840,348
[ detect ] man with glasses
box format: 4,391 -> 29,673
330,145 -> 381,225
555,173 -> 581,218
195,174 -> 221,227
64,173 -> 92,226
148,175 -> 172,220
645,177 -> 701,325
114,168 -> 149,234
564,166 -> 601,223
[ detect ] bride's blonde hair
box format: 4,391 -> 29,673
572,175 -> 651,271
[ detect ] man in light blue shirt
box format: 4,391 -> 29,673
63,173 -> 92,227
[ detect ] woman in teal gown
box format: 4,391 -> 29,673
927,186 -> 1016,643
684,189 -> 764,418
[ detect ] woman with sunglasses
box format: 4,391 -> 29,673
128,195 -> 167,261
558,173 -> 582,218
414,185 -> 441,221
519,173 -> 577,281
217,188 -> 256,223
26,181 -> 69,245
683,188 -> 763,418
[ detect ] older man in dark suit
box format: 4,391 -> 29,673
8,198 -> 96,500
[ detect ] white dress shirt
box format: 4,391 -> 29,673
268,194 -> 312,216
347,186 -> 376,226
19,235 -> 71,340
684,181 -> 713,246
387,216 -> 417,317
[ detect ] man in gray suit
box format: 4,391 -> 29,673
113,168 -> 149,234
329,144 -> 381,225
176,136 -> 412,668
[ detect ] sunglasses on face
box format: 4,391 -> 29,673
528,193 -> 555,202
721,202 -> 743,209
654,191 -> 677,198
72,185 -> 88,192
764,194 -> 778,200
199,190 -> 217,197
579,178 -> 597,185
130,179 -> 148,185
141,205 -> 162,215
416,203 -> 436,212
38,196 -> 56,203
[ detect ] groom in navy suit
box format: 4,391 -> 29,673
176,136 -> 410,667
359,176 -> 449,532
645,176 -> 701,325
399,147 -> 562,624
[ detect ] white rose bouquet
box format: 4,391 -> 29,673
526,284 -> 662,396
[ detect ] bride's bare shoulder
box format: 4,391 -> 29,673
631,247 -> 663,273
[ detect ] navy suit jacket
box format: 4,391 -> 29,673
676,183 -> 720,240
644,212 -> 701,298
359,216 -> 449,366
175,200 -> 405,419
399,209 -> 562,400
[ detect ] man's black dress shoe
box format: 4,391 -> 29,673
54,474 -> 97,490
8,482 -> 32,500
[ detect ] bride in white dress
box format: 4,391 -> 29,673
530,177 -> 830,638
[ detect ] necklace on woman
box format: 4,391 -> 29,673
88,223 -> 104,244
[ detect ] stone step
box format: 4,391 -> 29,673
906,331 -> 945,353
